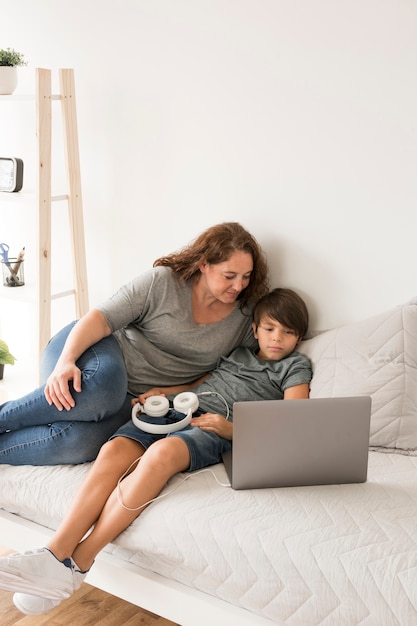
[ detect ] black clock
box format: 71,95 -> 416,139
0,157 -> 24,192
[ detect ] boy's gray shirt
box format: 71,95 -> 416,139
96,266 -> 257,395
184,347 -> 312,420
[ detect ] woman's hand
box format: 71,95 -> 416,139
44,359 -> 81,411
190,413 -> 233,440
43,309 -> 112,411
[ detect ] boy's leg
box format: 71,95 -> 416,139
48,437 -> 145,560
72,436 -> 191,571
0,438 -> 144,601
0,437 -> 189,602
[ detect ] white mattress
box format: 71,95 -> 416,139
0,451 -> 416,625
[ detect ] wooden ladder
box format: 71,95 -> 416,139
36,68 -> 89,363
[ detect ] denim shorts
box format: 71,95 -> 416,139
109,409 -> 232,472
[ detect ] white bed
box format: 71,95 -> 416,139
0,298 -> 416,625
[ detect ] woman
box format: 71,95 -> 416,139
0,222 -> 269,465
0,288 -> 311,615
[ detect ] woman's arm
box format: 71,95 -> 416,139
44,309 -> 112,411
133,374 -> 211,406
134,376 -> 211,406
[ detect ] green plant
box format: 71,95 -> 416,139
0,339 -> 16,365
0,48 -> 27,67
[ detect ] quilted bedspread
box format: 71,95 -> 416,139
1,299 -> 416,624
0,451 -> 416,625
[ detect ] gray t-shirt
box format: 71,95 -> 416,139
97,266 -> 257,395
179,346 -> 312,420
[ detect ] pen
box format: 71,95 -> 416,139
12,247 -> 25,275
6,247 -> 25,285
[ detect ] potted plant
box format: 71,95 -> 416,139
0,339 -> 16,380
0,48 -> 28,95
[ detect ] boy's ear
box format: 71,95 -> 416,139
252,321 -> 258,337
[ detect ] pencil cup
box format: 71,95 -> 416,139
1,258 -> 25,287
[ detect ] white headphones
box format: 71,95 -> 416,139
131,392 -> 200,434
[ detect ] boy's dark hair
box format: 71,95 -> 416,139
253,288 -> 309,339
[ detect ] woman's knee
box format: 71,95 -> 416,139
41,329 -> 128,417
40,322 -> 77,382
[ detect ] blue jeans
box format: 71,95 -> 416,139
0,322 -> 131,465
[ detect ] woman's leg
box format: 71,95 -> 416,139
1,325 -> 128,431
0,393 -> 134,465
0,323 -> 130,465
39,321 -> 78,382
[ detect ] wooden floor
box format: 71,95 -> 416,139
0,546 -> 179,625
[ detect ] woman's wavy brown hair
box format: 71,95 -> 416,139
154,222 -> 269,305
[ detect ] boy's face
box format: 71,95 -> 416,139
252,315 -> 300,361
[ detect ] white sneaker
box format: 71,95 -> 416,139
0,547 -> 87,599
13,592 -> 61,615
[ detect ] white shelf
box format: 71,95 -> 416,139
0,283 -> 36,302
0,94 -> 60,101
0,94 -> 34,101
0,189 -> 36,200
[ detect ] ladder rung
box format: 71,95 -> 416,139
51,194 -> 69,202
38,95 -> 61,101
50,289 -> 76,301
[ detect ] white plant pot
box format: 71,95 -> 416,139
0,66 -> 18,95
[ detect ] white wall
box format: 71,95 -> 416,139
1,0 -> 416,335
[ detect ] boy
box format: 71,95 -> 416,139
0,288 -> 312,615
130,286 -> 312,440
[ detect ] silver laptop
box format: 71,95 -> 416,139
222,396 -> 372,490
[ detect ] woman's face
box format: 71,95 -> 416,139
199,250 -> 253,303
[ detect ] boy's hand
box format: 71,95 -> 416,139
131,389 -> 167,407
190,413 -> 233,440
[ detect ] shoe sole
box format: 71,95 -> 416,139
0,571 -> 71,600
13,594 -> 59,615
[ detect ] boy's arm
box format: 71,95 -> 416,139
283,383 -> 310,400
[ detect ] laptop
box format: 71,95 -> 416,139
222,396 -> 372,490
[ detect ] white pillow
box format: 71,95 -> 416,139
298,298 -> 417,455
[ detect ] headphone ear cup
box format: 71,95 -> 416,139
142,395 -> 170,417
173,392 -> 199,414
